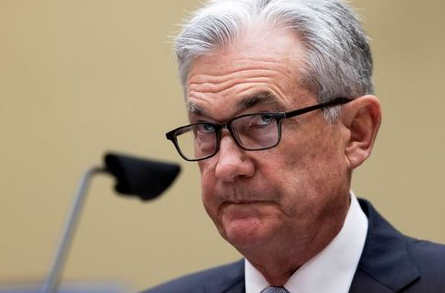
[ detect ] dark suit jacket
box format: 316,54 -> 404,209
142,199 -> 445,293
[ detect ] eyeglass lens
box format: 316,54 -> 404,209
175,113 -> 281,160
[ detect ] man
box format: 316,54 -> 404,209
144,0 -> 445,292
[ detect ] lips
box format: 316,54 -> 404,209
227,200 -> 261,204
221,200 -> 274,210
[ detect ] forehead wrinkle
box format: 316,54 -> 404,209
187,56 -> 287,88
187,69 -> 282,97
189,58 -> 285,80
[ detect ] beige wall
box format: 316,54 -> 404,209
1,0 -> 444,291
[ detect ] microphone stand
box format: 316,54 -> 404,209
39,166 -> 106,293
38,152 -> 180,293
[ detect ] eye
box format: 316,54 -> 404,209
256,113 -> 275,126
195,123 -> 216,135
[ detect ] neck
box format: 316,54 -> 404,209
242,212 -> 347,285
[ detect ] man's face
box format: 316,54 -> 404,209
185,26 -> 352,259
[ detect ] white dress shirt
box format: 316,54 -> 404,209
245,192 -> 368,293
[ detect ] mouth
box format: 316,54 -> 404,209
218,200 -> 274,228
221,200 -> 275,211
225,199 -> 264,205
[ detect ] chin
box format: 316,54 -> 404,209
221,217 -> 270,249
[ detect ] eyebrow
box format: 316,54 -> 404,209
187,91 -> 284,118
241,92 -> 282,110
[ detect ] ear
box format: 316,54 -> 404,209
341,95 -> 382,169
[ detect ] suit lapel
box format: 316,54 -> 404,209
350,199 -> 420,292
349,269 -> 394,293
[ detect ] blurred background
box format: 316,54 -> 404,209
1,0 -> 444,292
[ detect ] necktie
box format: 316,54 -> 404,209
260,286 -> 290,293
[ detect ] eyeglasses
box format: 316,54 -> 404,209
166,97 -> 351,161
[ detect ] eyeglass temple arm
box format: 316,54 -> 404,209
284,97 -> 352,118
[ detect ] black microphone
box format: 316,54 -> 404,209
104,152 -> 181,201
39,152 -> 181,293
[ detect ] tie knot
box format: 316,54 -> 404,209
260,286 -> 290,293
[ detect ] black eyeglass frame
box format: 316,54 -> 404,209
166,97 -> 352,161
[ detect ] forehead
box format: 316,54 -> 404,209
185,26 -> 310,119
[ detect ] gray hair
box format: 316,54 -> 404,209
174,0 -> 373,120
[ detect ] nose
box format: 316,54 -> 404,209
214,133 -> 255,183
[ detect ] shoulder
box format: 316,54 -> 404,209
140,259 -> 245,293
407,237 -> 445,277
356,198 -> 445,291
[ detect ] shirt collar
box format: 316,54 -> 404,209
245,192 -> 368,293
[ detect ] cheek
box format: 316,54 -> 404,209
283,122 -> 345,170
198,163 -> 219,214
269,128 -> 347,200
